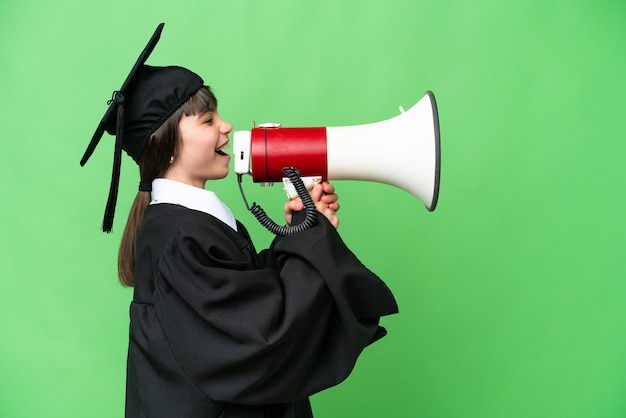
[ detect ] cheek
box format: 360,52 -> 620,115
182,134 -> 211,160
179,128 -> 221,168
189,148 -> 214,167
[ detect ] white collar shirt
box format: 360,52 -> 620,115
150,178 -> 237,231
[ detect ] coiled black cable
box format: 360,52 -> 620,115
238,167 -> 318,236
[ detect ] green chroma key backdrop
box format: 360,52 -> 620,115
1,1 -> 624,417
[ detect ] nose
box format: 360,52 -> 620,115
221,120 -> 233,134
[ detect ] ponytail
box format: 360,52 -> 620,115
118,190 -> 151,286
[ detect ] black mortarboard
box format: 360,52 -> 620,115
80,23 -> 204,232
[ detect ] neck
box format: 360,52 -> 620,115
163,169 -> 206,189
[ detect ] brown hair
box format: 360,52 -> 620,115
117,86 -> 218,286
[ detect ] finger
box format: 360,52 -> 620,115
323,209 -> 339,229
328,202 -> 340,212
284,199 -> 305,226
309,184 -> 324,202
322,181 -> 335,195
285,199 -> 304,213
315,205 -> 339,229
321,193 -> 338,205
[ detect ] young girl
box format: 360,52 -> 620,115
82,24 -> 398,418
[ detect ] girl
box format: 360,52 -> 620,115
82,24 -> 398,418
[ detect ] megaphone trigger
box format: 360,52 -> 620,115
283,176 -> 323,200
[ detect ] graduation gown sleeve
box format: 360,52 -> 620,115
151,211 -> 398,405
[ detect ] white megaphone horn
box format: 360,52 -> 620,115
234,91 -> 441,218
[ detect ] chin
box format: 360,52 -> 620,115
208,170 -> 229,181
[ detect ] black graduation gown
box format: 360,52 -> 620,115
125,203 -> 398,418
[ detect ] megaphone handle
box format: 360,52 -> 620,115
244,167 -> 318,236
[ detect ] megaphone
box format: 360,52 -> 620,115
234,91 -> 440,234
234,91 -> 440,209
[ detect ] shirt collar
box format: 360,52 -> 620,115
150,178 -> 237,231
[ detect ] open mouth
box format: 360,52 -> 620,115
216,142 -> 229,156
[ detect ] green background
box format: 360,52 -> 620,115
1,1 -> 624,417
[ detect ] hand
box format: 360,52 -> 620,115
284,181 -> 340,229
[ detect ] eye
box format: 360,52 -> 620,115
204,117 -> 214,125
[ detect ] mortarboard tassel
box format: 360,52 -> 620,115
102,92 -> 125,233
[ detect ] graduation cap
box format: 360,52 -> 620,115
80,23 -> 204,232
